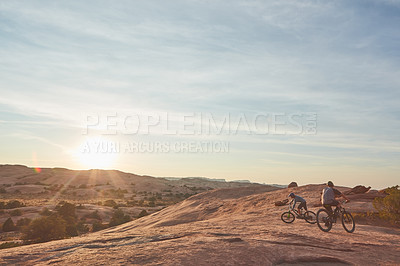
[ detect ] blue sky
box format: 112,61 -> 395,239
0,0 -> 399,188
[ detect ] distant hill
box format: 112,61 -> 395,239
0,164 -> 270,198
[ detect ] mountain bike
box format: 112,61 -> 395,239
281,204 -> 316,224
316,201 -> 355,233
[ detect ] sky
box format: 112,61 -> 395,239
0,0 -> 399,188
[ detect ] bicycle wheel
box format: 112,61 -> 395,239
316,209 -> 332,232
341,211 -> 355,233
304,211 -> 317,224
281,211 -> 295,223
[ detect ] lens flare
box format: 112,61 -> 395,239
34,167 -> 41,173
32,152 -> 42,173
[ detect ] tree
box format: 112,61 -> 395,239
16,218 -> 31,227
40,207 -> 52,216
2,218 -> 16,232
56,202 -> 76,224
373,185 -> 400,224
24,215 -> 66,243
92,221 -> 107,232
76,222 -> 89,234
137,210 -> 148,218
109,209 -> 131,227
66,224 -> 78,237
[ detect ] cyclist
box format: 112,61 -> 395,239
288,193 -> 307,217
321,181 -> 350,218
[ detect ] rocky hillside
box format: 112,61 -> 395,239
0,165 -> 265,198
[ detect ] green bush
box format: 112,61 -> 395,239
2,218 -> 16,232
373,185 -> 400,225
24,215 -> 66,243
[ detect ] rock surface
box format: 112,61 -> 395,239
274,199 -> 289,206
0,184 -> 399,265
344,185 -> 371,195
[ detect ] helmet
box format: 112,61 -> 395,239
327,181 -> 334,187
288,193 -> 295,197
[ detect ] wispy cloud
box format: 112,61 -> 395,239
0,0 -> 399,186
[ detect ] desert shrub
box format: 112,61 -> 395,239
92,221 -> 108,232
108,209 -> 131,227
137,210 -> 148,218
373,185 -> 400,225
40,207 -> 52,216
2,218 -> 16,232
24,215 -> 66,243
126,200 -> 136,207
0,188 -> 6,194
148,200 -> 155,207
4,200 -> 25,209
66,224 -> 78,237
85,210 -> 101,220
10,209 -> 22,216
16,218 -> 31,227
76,222 -> 89,234
103,188 -> 127,198
0,242 -> 22,249
56,202 -> 76,223
103,199 -> 117,208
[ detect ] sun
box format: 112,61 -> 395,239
74,137 -> 119,169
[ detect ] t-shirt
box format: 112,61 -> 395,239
292,195 -> 306,207
332,188 -> 342,196
322,187 -> 343,204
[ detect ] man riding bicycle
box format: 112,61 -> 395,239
321,181 -> 350,217
288,193 -> 307,217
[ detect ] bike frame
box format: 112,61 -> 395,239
288,201 -> 306,216
327,201 -> 348,221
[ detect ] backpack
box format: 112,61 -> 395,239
322,187 -> 335,205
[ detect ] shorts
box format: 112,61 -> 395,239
298,201 -> 307,210
323,200 -> 339,216
327,199 -> 339,206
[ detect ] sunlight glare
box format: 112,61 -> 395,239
74,137 -> 118,169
